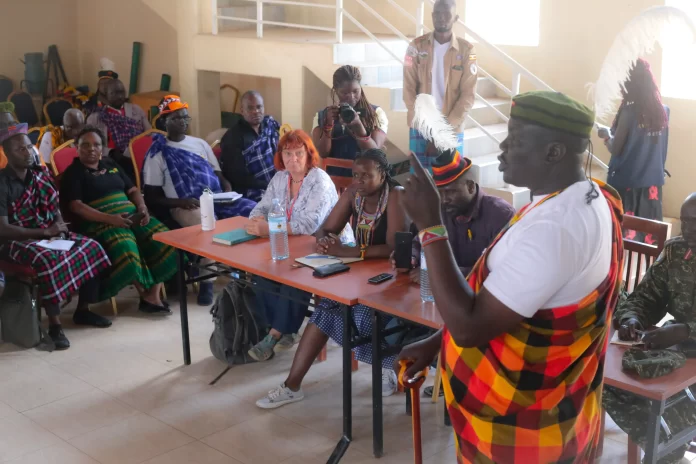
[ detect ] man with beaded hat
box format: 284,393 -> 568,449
397,90 -> 625,463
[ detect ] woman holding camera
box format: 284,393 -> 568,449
312,65 -> 389,177
60,126 -> 178,313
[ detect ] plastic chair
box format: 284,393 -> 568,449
43,98 -> 74,126
129,129 -> 166,189
8,90 -> 39,126
49,139 -> 77,176
0,75 -> 13,102
321,158 -> 354,194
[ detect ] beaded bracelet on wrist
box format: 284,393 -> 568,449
418,225 -> 448,247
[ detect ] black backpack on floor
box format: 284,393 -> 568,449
209,280 -> 265,365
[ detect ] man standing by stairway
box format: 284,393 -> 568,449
403,0 -> 478,173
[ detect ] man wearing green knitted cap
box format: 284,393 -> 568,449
397,90 -> 626,463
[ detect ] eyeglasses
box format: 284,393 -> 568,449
169,116 -> 192,122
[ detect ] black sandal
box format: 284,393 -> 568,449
138,300 -> 172,315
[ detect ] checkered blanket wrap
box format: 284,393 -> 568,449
442,181 -> 625,464
242,116 -> 279,202
99,107 -> 145,152
409,128 -> 464,173
6,167 -> 110,304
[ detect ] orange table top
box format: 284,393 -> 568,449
603,341 -> 696,401
154,217 -> 410,306
358,282 -> 444,329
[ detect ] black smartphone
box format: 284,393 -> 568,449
394,231 -> 413,269
313,262 -> 350,278
127,212 -> 145,225
368,273 -> 393,284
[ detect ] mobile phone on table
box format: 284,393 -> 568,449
394,231 -> 413,269
313,262 -> 350,278
368,273 -> 393,284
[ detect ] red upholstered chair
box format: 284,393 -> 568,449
129,129 -> 166,189
49,140 -> 78,176
210,140 -> 221,160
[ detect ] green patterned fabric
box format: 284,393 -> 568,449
83,191 -> 177,300
511,90 -> 595,138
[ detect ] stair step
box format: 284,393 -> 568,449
470,152 -> 505,189
483,185 -> 531,211
464,123 -> 507,158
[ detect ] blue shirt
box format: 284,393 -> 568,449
607,104 -> 669,190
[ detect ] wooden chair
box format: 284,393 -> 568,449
321,158 -> 353,194
8,90 -> 39,127
279,123 -> 293,137
220,84 -> 240,113
129,129 -> 166,189
622,216 -> 671,293
43,97 -> 74,126
49,139 -> 77,176
210,139 -> 221,160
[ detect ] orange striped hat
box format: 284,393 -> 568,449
431,149 -> 472,187
158,95 -> 188,115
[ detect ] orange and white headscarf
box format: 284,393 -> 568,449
158,95 -> 188,115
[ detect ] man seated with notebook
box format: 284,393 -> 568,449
604,193 -> 696,464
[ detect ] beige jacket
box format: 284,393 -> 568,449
403,32 -> 478,130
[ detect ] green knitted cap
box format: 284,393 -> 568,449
0,102 -> 15,113
510,91 -> 595,138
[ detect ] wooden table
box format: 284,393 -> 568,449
154,217 -> 410,463
604,342 -> 696,463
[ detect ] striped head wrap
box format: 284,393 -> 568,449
158,95 -> 188,115
431,149 -> 472,187
511,91 -> 595,138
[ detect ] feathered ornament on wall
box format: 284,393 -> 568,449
589,6 -> 696,123
411,94 -> 459,152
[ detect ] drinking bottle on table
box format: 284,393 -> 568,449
269,198 -> 289,261
420,249 -> 434,303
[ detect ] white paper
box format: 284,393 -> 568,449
610,330 -> 644,347
36,240 -> 75,251
212,192 -> 242,201
294,253 -> 363,269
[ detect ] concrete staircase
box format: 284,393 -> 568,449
334,40 -> 530,209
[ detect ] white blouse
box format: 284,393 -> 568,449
250,168 -> 353,241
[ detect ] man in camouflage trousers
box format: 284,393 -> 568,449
604,193 -> 696,464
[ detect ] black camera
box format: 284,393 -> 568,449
339,102 -> 357,123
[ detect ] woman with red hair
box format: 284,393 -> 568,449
599,59 -> 669,243
245,129 -> 351,361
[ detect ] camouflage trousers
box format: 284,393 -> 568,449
603,385 -> 696,464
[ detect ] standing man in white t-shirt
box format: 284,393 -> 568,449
403,0 -> 477,172
396,91 -> 625,463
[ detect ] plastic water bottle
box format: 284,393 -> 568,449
268,199 -> 289,261
200,189 -> 215,231
420,249 -> 434,303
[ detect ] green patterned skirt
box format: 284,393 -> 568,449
84,191 -> 178,300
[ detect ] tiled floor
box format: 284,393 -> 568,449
1,285 -> 695,463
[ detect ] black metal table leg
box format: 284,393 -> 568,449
178,250 -> 191,365
644,399 -> 665,464
371,308 -> 383,458
327,304 -> 353,464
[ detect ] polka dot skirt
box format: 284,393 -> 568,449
310,299 -> 397,370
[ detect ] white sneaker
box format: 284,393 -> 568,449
382,369 -> 398,397
256,383 -> 305,409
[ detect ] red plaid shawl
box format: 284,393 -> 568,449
6,167 -> 110,304
442,181 -> 624,464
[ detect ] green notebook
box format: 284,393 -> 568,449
212,229 -> 257,246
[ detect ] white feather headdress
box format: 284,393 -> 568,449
411,94 -> 459,152
589,6 -> 696,123
100,57 -> 116,72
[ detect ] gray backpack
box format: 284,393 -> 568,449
209,280 -> 265,365
0,280 -> 53,350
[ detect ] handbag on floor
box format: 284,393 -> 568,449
0,280 -> 42,348
209,280 -> 264,365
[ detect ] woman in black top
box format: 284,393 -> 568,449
60,126 -> 177,314
255,149 -> 411,409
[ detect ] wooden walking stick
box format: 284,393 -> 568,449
399,360 -> 429,464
